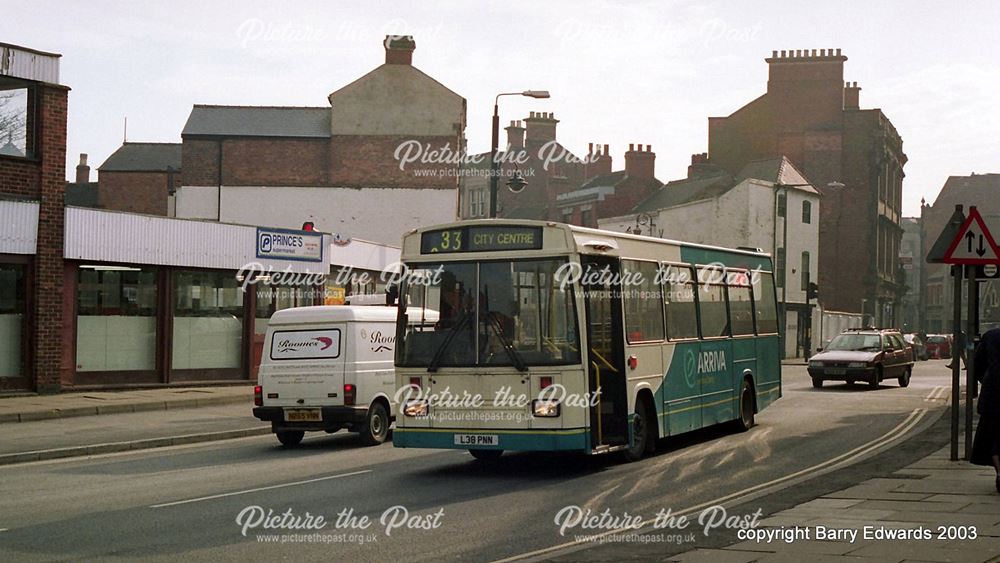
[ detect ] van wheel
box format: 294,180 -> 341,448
734,379 -> 755,432
469,449 -> 503,461
359,402 -> 390,446
276,430 -> 304,447
812,377 -> 823,388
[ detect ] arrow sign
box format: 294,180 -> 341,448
942,206 -> 1000,265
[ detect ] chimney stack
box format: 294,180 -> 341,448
384,35 -> 415,65
843,81 -> 861,109
585,143 -> 612,179
75,153 -> 90,184
505,120 -> 525,150
625,144 -> 655,180
688,152 -> 714,178
524,111 -> 558,144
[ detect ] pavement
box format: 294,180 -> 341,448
665,446 -> 1000,563
0,384 -> 265,465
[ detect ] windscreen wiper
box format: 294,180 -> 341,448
427,311 -> 472,372
486,313 -> 528,372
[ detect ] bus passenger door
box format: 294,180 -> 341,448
581,256 -> 628,449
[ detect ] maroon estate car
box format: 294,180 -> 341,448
925,334 -> 952,359
808,329 -> 915,389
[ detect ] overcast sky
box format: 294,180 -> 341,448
9,1 -> 999,216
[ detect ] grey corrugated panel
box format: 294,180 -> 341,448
63,207 -> 330,273
0,199 -> 38,254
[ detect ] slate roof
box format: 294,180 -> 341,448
629,156 -> 817,214
65,182 -> 98,207
931,173 -> 1000,208
98,143 -> 182,172
181,105 -> 330,138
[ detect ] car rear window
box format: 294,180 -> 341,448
927,336 -> 948,343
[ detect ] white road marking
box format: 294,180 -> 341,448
493,408 -> 929,563
925,385 -> 946,401
0,528 -> 8,532
149,469 -> 372,508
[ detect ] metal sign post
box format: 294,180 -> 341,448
966,265 -> 976,460
951,266 -> 963,461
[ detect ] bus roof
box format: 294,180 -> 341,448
402,219 -> 771,259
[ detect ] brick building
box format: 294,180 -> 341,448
707,49 -> 907,326
173,36 -> 465,246
458,112 -> 587,220
0,43 -> 68,392
920,173 -> 1000,333
556,144 -> 662,227
97,142 -> 181,216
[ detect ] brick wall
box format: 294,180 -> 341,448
33,85 -> 68,393
223,138 -> 329,186
328,135 -> 459,189
0,158 -> 43,196
98,171 -> 175,215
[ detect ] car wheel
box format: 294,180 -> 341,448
898,367 -> 911,388
469,449 -> 503,461
359,402 -> 390,446
276,430 -> 304,447
623,398 -> 655,461
868,367 -> 881,390
812,377 -> 823,388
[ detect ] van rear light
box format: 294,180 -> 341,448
540,376 -> 553,390
253,385 -> 262,407
344,383 -> 356,406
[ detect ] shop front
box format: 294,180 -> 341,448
0,198 -> 38,391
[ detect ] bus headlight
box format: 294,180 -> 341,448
403,400 -> 429,417
532,399 -> 560,418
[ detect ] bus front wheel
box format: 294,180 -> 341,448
469,449 -> 503,462
623,398 -> 654,462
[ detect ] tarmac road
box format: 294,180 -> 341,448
0,362 -> 955,562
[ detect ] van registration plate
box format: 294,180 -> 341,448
284,408 -> 322,422
454,434 -> 499,446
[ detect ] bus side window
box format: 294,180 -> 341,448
623,260 -> 664,343
752,272 -> 779,334
697,266 -> 729,338
726,270 -> 755,336
663,264 -> 699,340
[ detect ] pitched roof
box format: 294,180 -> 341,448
181,105 -> 330,138
65,182 -> 98,207
931,173 -> 1000,208
632,172 -> 736,213
98,143 -> 182,172
629,156 -> 816,214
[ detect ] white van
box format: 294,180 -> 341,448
252,305 -> 401,447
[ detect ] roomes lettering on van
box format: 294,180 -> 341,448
361,329 -> 396,353
270,329 -> 341,360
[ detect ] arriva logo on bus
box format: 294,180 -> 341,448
698,350 -> 727,373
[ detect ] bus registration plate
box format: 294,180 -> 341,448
284,408 -> 322,422
454,434 -> 499,446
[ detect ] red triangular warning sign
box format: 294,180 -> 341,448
942,207 -> 1000,265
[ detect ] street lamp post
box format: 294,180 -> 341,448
489,90 -> 550,218
774,180 -> 844,359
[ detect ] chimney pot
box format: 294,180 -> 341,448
836,48 -> 841,56
772,50 -> 777,57
780,50 -> 787,57
588,142 -> 594,154
646,144 -> 651,152
383,35 -> 415,65
629,143 -> 634,151
75,152 -> 91,184
603,143 -> 609,155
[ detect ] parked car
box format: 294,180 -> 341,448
925,334 -> 952,359
904,333 -> 929,361
807,328 -> 914,389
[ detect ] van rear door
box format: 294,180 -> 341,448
261,325 -> 347,406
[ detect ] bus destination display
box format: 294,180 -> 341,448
420,226 -> 543,254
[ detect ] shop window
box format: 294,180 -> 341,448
0,264 -> 25,378
0,86 -> 34,159
76,266 -> 157,372
172,270 -> 243,370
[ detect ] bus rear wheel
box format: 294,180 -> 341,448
469,449 -> 503,462
734,379 -> 755,432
